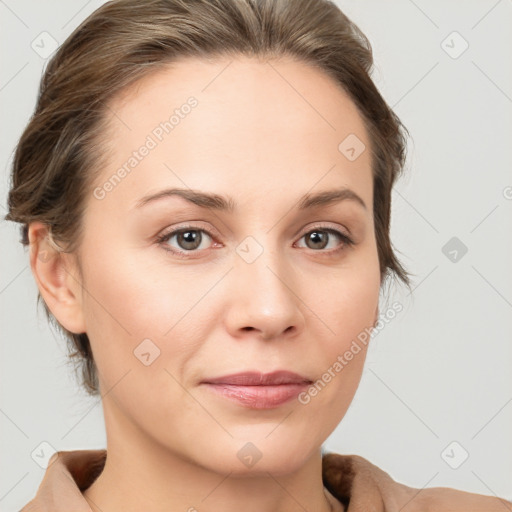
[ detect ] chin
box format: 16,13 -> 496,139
194,435 -> 317,478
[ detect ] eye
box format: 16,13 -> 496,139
295,227 -> 354,255
156,226 -> 216,258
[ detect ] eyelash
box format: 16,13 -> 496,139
155,224 -> 355,259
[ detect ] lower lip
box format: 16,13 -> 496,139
201,383 -> 310,409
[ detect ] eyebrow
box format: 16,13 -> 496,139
134,186 -> 367,212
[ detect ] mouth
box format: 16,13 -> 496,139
200,370 -> 313,409
201,370 -> 313,386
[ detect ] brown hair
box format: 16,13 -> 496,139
5,0 -> 412,396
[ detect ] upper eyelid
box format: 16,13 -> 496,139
159,221 -> 219,240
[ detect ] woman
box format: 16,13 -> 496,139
5,0 -> 510,510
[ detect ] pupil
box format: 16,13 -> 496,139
309,231 -> 327,249
179,230 -> 201,250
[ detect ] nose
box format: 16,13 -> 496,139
224,244 -> 306,341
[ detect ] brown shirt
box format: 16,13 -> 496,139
20,449 -> 511,511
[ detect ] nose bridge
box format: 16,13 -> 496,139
237,232 -> 290,296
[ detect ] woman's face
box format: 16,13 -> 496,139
67,56 -> 380,474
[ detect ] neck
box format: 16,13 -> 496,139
83,398 -> 343,512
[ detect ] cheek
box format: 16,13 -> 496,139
79,241 -> 218,394
320,247 -> 380,343
301,298 -> 376,438
81,237 -> 180,333
309,248 -> 380,403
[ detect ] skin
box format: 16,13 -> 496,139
29,55 -> 381,512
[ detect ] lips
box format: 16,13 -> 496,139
201,370 -> 313,409
201,370 -> 313,386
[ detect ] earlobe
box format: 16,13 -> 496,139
28,222 -> 86,334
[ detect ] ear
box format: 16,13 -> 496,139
28,222 -> 86,334
373,304 -> 379,327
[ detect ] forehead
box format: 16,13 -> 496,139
93,55 -> 372,213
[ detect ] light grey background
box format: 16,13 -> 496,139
1,1 -> 511,510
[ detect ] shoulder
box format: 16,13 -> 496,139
322,451 -> 511,511
19,449 -> 107,512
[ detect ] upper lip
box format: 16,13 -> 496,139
201,370 -> 312,386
